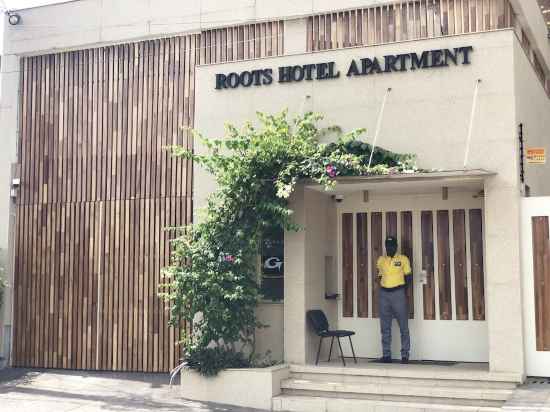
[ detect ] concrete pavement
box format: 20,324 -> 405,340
502,378 -> 550,412
0,367 -> 266,412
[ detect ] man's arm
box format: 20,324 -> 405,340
403,256 -> 413,288
376,257 -> 383,284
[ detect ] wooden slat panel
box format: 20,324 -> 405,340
437,210 -> 452,320
306,0 -> 514,51
386,211 -> 397,238
401,211 -> 414,318
14,22 -> 284,371
371,212 -> 383,318
469,209 -> 486,320
356,213 -> 368,318
453,210 -> 469,320
342,213 -> 354,317
532,216 -> 550,351
421,211 -> 436,320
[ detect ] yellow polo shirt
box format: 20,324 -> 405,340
376,254 -> 412,288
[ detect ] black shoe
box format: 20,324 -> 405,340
380,356 -> 392,364
401,357 -> 409,364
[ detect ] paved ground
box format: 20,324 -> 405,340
502,378 -> 550,411
3,366 -> 550,412
0,367 -> 266,412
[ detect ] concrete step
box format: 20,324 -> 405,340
289,363 -> 523,386
281,377 -> 514,403
272,394 -> 503,412
290,371 -> 518,390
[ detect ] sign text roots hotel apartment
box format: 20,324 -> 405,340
1,0 -> 550,383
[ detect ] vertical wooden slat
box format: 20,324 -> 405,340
371,212 -> 383,318
532,216 -> 550,351
469,209 -> 486,320
386,212 -> 397,238
342,213 -> 354,317
357,213 -> 369,318
307,17 -> 313,52
14,23 -> 282,371
437,210 -> 452,320
422,211 -> 436,320
453,210 -> 469,320
401,211 -> 414,318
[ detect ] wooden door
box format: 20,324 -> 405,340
338,192 -> 488,361
521,197 -> 550,377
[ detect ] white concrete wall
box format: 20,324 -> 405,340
510,0 -> 550,70
282,186 -> 336,364
181,364 -> 290,410
194,31 -> 519,204
303,188 -> 337,364
2,0 -> 395,56
513,37 -> 550,196
194,30 -> 526,373
255,302 -> 284,362
0,13 -> 3,357
0,51 -> 18,361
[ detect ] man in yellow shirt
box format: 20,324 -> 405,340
376,236 -> 412,364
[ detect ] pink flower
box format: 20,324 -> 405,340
326,164 -> 337,178
224,254 -> 235,263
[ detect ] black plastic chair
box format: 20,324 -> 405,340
306,309 -> 357,366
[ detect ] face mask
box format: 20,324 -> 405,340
385,243 -> 397,257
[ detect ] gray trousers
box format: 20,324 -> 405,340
379,288 -> 410,358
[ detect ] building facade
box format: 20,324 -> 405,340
1,0 -> 550,380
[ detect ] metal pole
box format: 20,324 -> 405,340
299,94 -> 311,115
463,79 -> 482,169
367,87 -> 392,171
519,123 -> 525,185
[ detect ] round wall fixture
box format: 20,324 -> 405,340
8,13 -> 21,26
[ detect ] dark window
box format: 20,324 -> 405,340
260,227 -> 284,301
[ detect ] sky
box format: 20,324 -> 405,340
3,0 -> 70,10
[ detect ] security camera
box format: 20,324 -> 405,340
332,194 -> 344,203
8,13 -> 22,26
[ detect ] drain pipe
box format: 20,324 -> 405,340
367,87 -> 392,171
463,79 -> 482,169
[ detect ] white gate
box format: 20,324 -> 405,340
337,191 -> 489,362
520,197 -> 550,377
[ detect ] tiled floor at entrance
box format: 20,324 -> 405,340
311,359 -> 522,382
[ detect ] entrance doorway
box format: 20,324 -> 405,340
337,190 -> 488,362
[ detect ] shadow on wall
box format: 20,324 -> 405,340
0,248 -> 6,308
0,248 -> 7,363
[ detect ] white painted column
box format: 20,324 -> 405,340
483,177 -> 525,377
284,186 -> 335,364
0,53 -> 21,363
284,185 -> 308,364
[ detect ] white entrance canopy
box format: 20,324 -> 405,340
305,169 -> 496,195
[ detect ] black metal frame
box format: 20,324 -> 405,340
315,335 -> 357,366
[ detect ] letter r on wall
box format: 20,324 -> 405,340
215,74 -> 228,89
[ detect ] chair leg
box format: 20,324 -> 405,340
337,337 -> 346,367
315,337 -> 323,365
328,336 -> 334,362
349,336 -> 357,364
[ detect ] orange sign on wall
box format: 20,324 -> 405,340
526,148 -> 546,164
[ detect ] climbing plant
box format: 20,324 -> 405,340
161,111 -> 419,376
